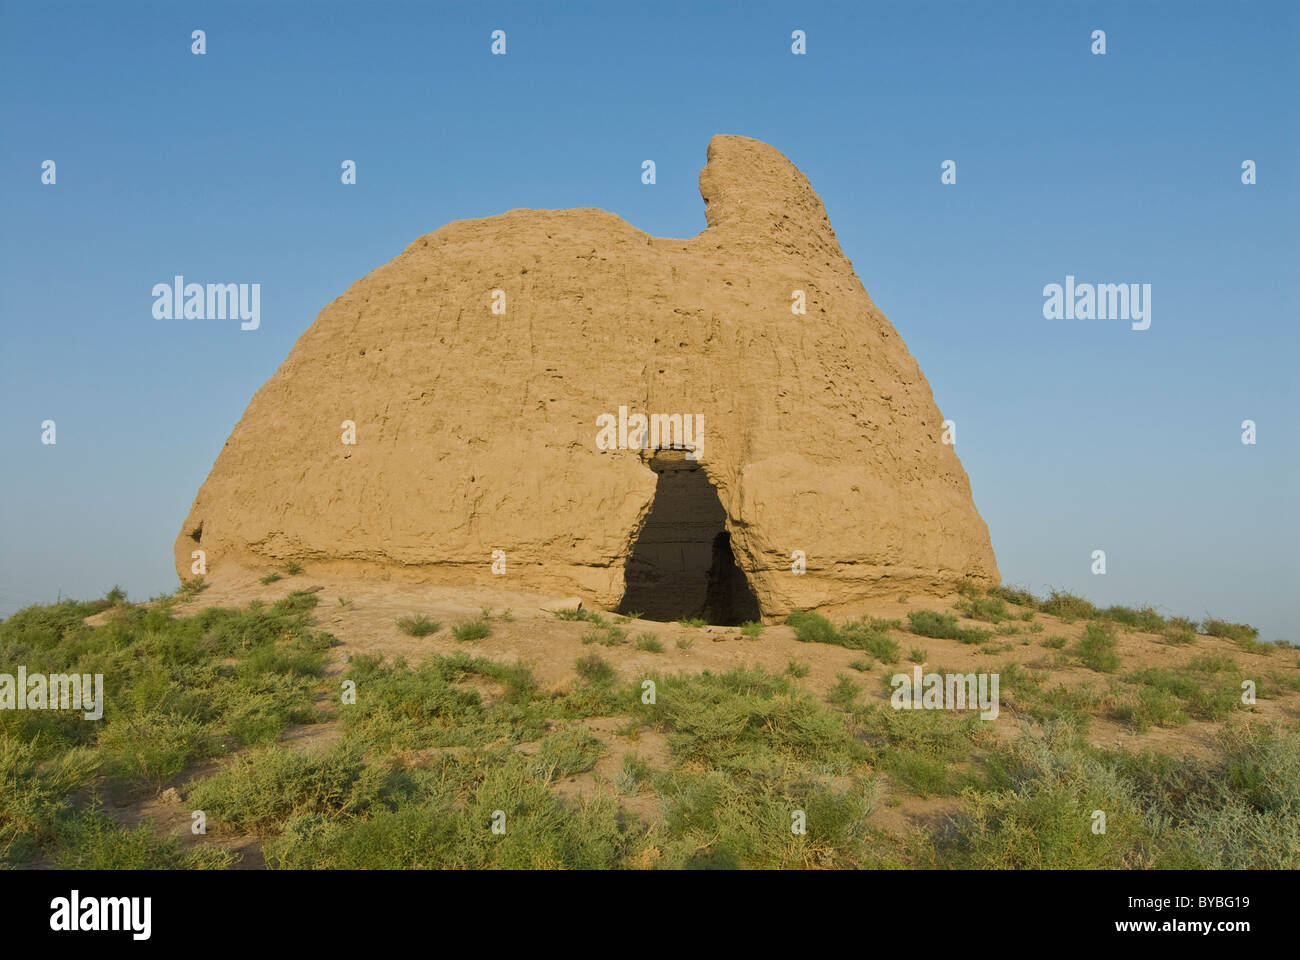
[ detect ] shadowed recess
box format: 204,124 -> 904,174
618,455 -> 760,625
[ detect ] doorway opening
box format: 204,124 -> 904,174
617,452 -> 760,625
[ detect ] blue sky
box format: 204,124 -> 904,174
1,0 -> 1296,640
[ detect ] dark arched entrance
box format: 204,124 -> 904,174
617,452 -> 760,625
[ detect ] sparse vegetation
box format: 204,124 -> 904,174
740,620 -> 764,638
1073,622 -> 1121,672
1038,590 -> 1097,622
1101,605 -> 1164,632
907,610 -> 992,646
786,611 -> 900,661
452,617 -> 492,643
987,584 -> 1038,608
395,614 -> 440,637
582,624 -> 627,647
2,582 -> 1295,871
635,633 -> 663,653
1203,618 -> 1259,645
574,653 -> 615,685
553,607 -> 602,623
956,596 -> 1010,624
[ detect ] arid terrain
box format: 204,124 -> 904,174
6,563 -> 1294,870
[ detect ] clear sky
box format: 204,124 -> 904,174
1,1 -> 1296,640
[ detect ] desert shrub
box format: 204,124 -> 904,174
532,726 -> 605,778
785,611 -> 900,659
265,756 -> 632,869
1039,590 -> 1097,621
1202,618 -> 1259,645
634,634 -> 663,652
854,703 -> 980,798
185,743 -> 386,833
930,722 -> 1158,868
1114,722 -> 1300,868
395,614 -> 440,637
0,740 -> 99,866
839,620 -> 901,661
957,596 -> 1010,624
1112,687 -> 1188,732
452,617 -> 492,643
907,610 -> 991,645
553,607 -> 602,623
1073,622 -> 1120,672
641,666 -> 859,772
52,805 -> 231,869
988,584 -> 1039,608
677,617 -> 707,628
785,610 -> 837,645
1041,635 -> 1068,649
740,621 -> 764,638
1101,605 -> 1166,632
1022,683 -> 1101,732
574,654 -> 615,685
655,768 -> 878,869
581,624 -> 626,647
828,674 -> 861,708
339,653 -> 545,749
615,754 -> 650,795
1128,656 -> 1248,722
907,610 -> 960,639
97,713 -> 214,788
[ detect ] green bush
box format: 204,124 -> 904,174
1039,590 -> 1098,621
532,726 -> 605,778
574,654 -> 615,685
1073,622 -> 1121,672
1102,605 -> 1166,632
907,610 -> 990,645
785,610 -> 837,645
396,614 -> 440,637
452,617 -> 492,643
